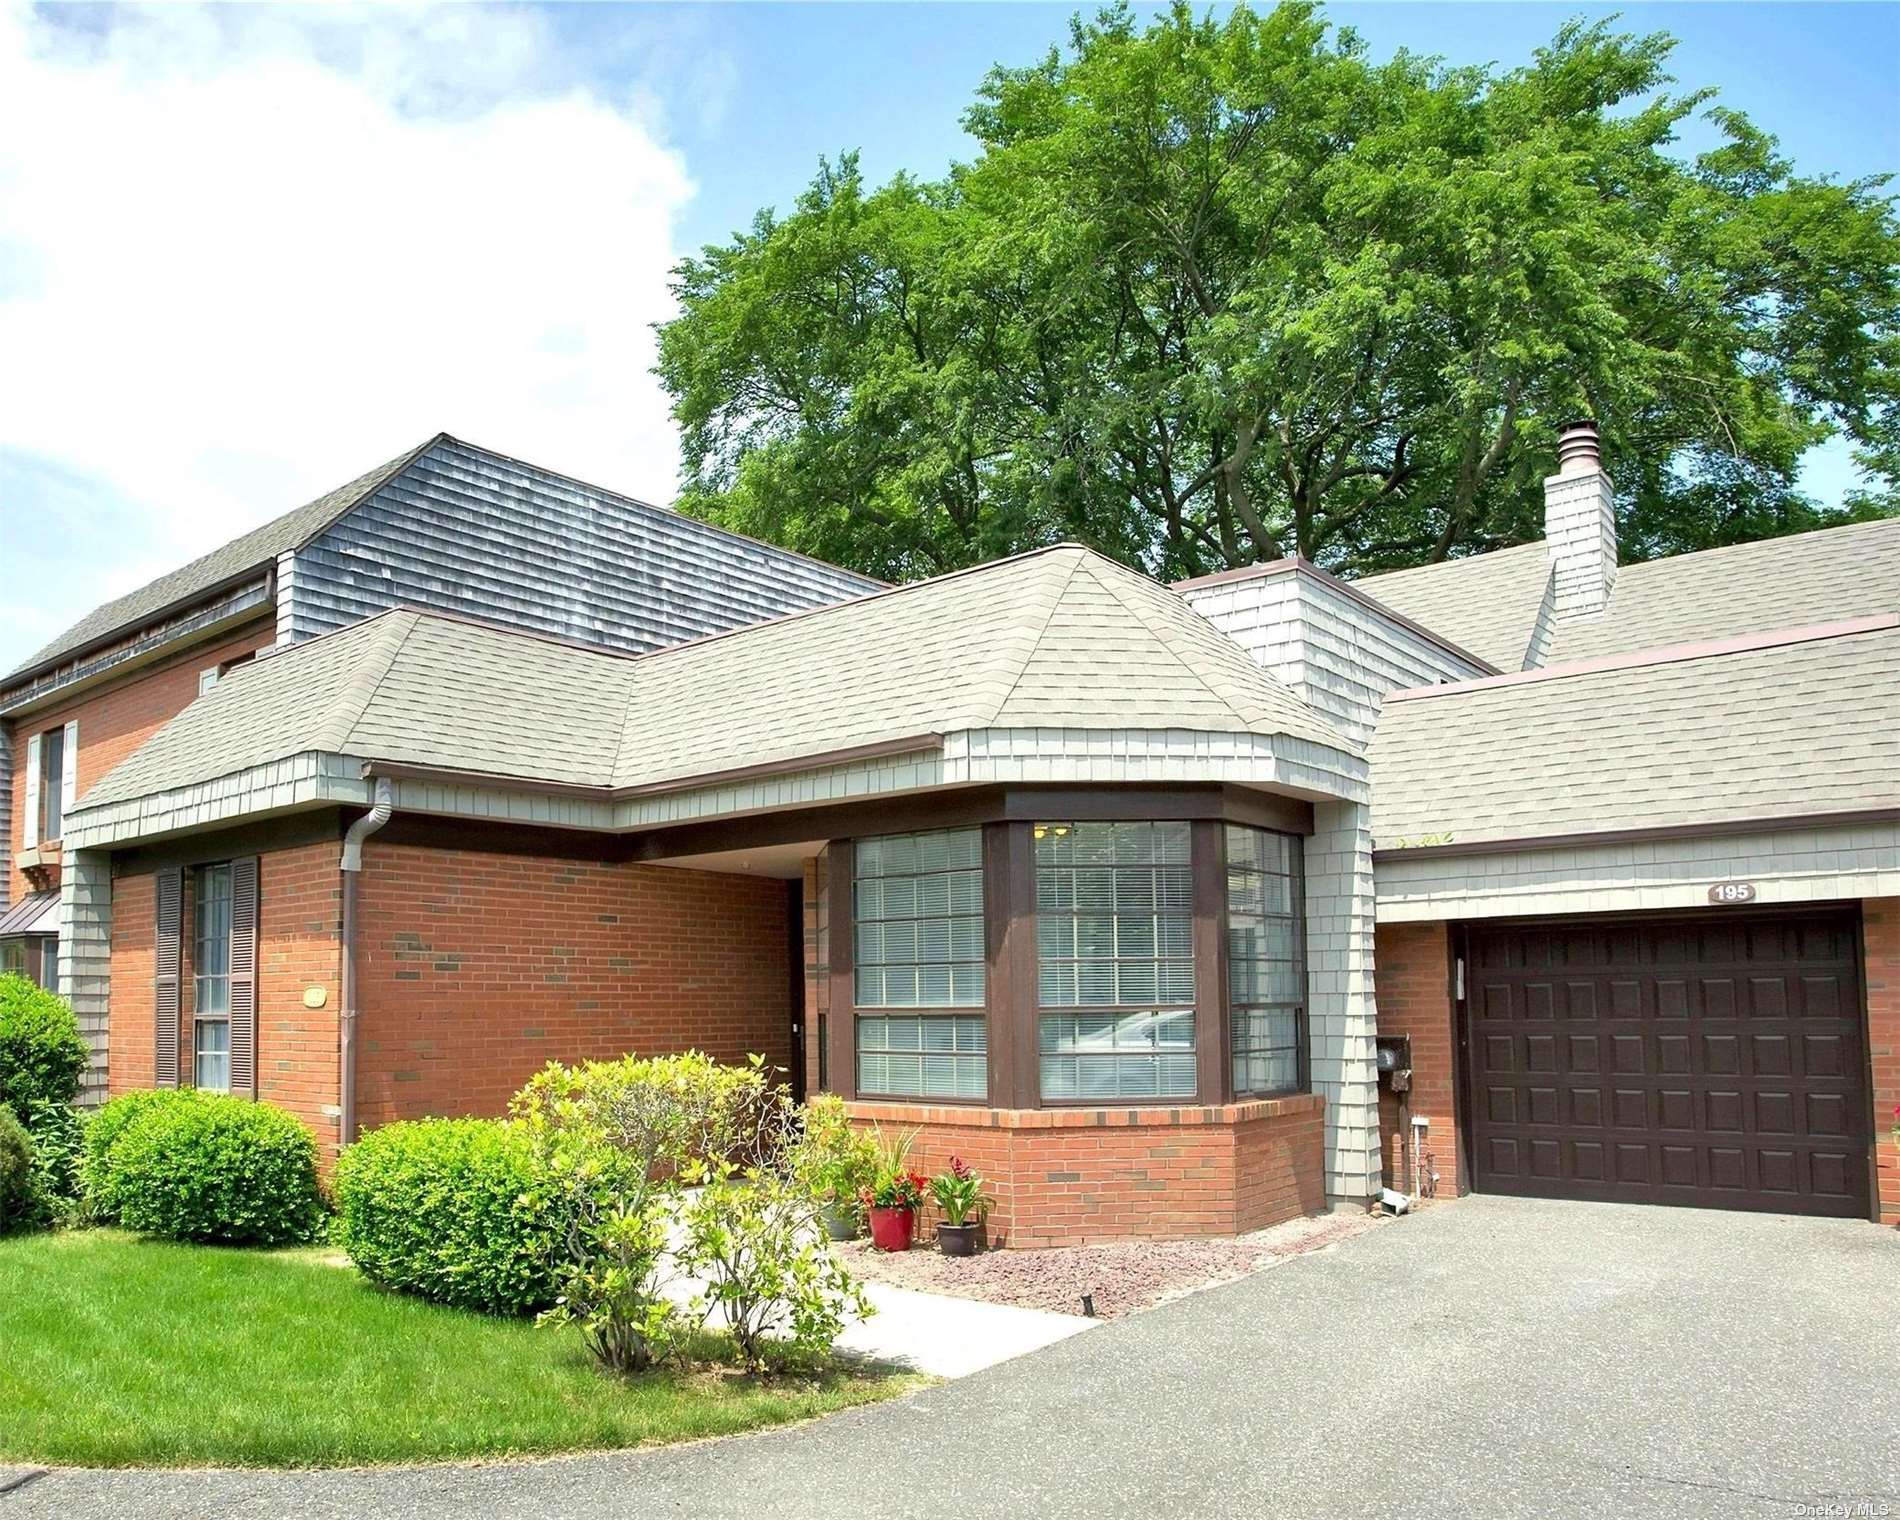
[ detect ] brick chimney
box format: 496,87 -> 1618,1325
1543,419 -> 1617,620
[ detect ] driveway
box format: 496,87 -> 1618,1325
5,1196 -> 1896,1519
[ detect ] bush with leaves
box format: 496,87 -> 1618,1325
334,1118 -> 566,1316
0,1105 -> 43,1234
512,1051 -> 775,1373
83,1089 -> 210,1220
681,1118 -> 871,1372
0,974 -> 87,1120
794,1094 -> 879,1224
108,1092 -> 322,1245
20,1098 -> 85,1222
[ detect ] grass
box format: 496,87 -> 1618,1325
0,1229 -> 918,1468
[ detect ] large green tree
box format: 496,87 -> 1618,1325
656,2 -> 1899,582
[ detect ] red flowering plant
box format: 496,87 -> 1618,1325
860,1125 -> 926,1211
929,1156 -> 991,1227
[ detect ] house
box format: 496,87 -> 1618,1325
6,423 -> 1894,1242
0,434 -> 881,1073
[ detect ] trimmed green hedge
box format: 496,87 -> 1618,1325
0,974 -> 87,1120
334,1119 -> 564,1316
84,1089 -> 205,1220
106,1093 -> 322,1246
0,1107 -> 39,1234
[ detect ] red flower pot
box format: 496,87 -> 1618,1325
868,1204 -> 916,1252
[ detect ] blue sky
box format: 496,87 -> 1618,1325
1,2 -> 1895,673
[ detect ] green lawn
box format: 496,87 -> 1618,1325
0,1230 -> 915,1468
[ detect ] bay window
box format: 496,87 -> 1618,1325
853,828 -> 987,1099
1036,820 -> 1196,1100
1226,825 -> 1305,1095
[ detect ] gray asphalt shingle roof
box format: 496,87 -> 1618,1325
5,439 -> 438,683
1368,621 -> 1900,849
79,545 -> 1351,811
1354,544 -> 1552,672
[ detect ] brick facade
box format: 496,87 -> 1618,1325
1866,898 -> 1899,1225
109,841 -> 341,1142
352,843 -> 792,1133
1371,920 -> 1461,1199
8,619 -> 274,901
845,1096 -> 1326,1248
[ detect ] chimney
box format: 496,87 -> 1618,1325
1544,419 -> 1617,620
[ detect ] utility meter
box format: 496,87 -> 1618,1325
1375,1035 -> 1412,1093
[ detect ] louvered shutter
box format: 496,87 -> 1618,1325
228,857 -> 259,1099
22,734 -> 39,850
154,868 -> 182,1088
61,720 -> 78,817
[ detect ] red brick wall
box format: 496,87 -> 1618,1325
1373,921 -> 1460,1199
353,843 -> 792,1129
1866,898 -> 1899,1225
846,1096 -> 1326,1248
109,842 -> 341,1144
9,620 -> 274,899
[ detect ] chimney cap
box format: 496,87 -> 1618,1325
1557,418 -> 1601,476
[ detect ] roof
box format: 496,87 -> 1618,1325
1546,516 -> 1900,663
1354,543 -> 1552,671
1368,619 -> 1900,850
5,438 -> 439,683
79,546 -> 1353,811
0,891 -> 59,938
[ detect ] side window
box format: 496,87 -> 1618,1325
38,725 -> 65,844
193,864 -> 233,1090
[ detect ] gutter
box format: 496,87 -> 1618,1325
338,777 -> 395,1146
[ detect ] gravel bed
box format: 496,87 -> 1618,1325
838,1210 -> 1377,1320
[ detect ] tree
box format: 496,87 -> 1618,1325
656,2 -> 1899,582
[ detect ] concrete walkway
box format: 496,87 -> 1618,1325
836,1278 -> 1097,1377
6,1197 -> 1897,1519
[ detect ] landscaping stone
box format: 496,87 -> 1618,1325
838,1206 -> 1377,1319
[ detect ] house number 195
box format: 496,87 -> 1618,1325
1707,882 -> 1758,904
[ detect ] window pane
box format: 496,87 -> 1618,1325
853,828 -> 984,1009
857,1015 -> 986,1099
194,863 -> 233,1019
1227,828 -> 1305,1096
195,1019 -> 230,1091
1036,821 -> 1196,1100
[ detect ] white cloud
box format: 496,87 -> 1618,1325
0,1 -> 696,661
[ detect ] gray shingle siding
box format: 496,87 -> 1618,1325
278,438 -> 881,654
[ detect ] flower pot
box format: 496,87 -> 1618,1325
936,1221 -> 980,1257
868,1204 -> 916,1252
821,1200 -> 859,1241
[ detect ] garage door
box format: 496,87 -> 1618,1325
1463,909 -> 1870,1218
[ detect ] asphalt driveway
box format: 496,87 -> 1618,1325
5,1195 -> 1895,1519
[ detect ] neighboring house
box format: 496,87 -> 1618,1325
15,422 -> 1898,1241
0,433 -> 882,1086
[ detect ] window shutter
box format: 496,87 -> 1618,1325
228,856 -> 259,1100
61,720 -> 78,816
154,868 -> 183,1088
22,733 -> 39,849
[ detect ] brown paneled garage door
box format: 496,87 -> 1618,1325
1463,908 -> 1870,1218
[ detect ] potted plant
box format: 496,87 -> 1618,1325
929,1156 -> 990,1256
795,1095 -> 878,1240
861,1126 -> 925,1252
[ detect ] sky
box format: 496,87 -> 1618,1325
0,1 -> 1895,673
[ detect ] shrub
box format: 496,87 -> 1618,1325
334,1119 -> 565,1316
0,1106 -> 42,1234
83,1089 -> 211,1220
679,1167 -> 870,1373
21,1099 -> 85,1218
794,1095 -> 878,1219
0,974 -> 87,1120
108,1094 -> 322,1245
512,1051 -> 781,1373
